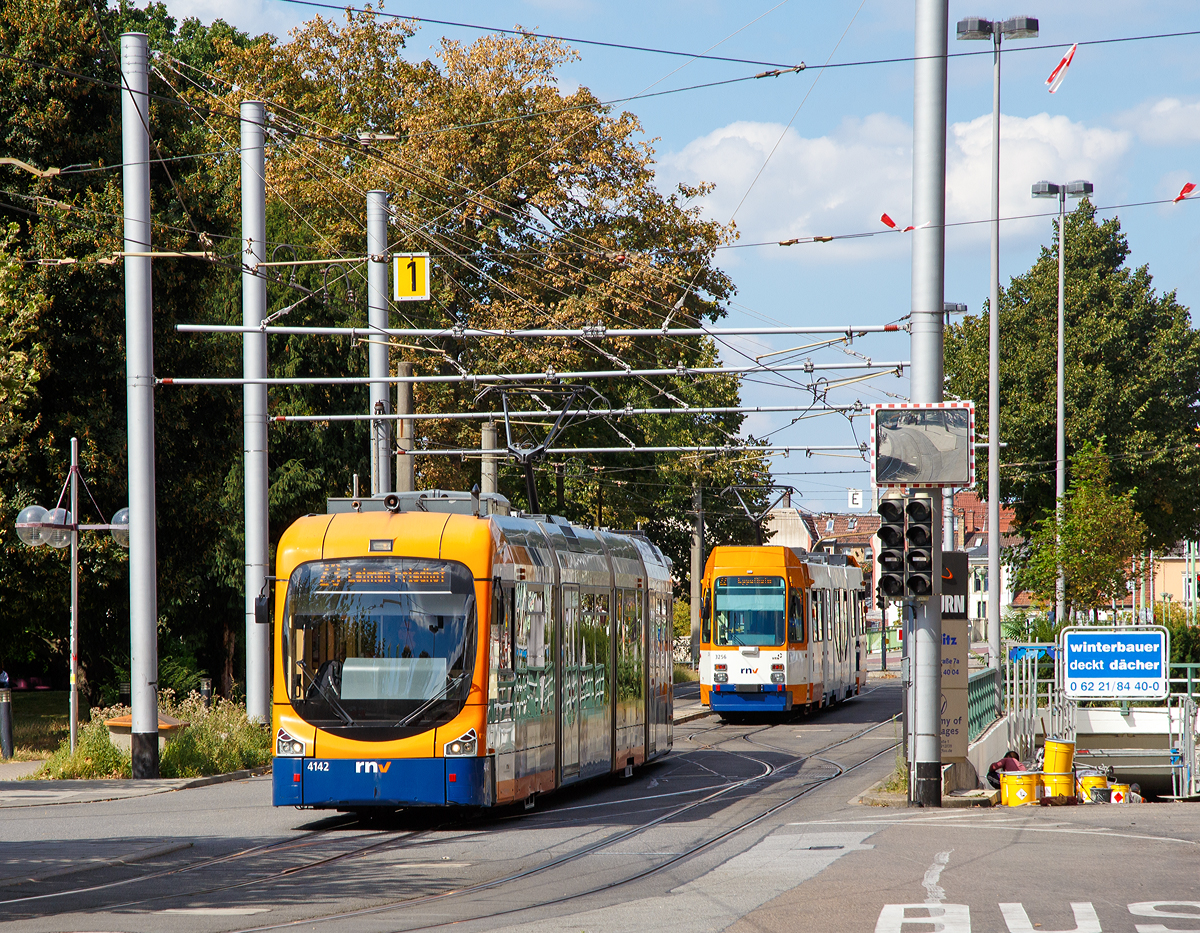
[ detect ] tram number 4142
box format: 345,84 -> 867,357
305,760 -> 329,772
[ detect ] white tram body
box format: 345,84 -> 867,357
698,546 -> 866,716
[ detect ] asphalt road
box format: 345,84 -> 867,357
4,684 -> 1196,933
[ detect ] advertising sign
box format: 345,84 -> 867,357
870,402 -> 975,489
942,551 -> 968,620
1060,626 -> 1169,700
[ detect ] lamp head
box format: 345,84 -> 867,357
1001,15 -> 1038,38
1066,179 -> 1094,198
111,507 -> 130,549
1031,180 -> 1061,199
15,505 -> 47,547
956,16 -> 994,40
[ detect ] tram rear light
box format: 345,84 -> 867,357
771,664 -> 784,671
444,728 -> 478,757
276,727 -> 305,757
714,663 -> 727,671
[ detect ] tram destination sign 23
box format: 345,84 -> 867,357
1060,626 -> 1169,700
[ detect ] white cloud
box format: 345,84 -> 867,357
657,114 -> 912,259
947,112 -> 1130,241
1119,97 -> 1200,146
658,111 -> 1130,256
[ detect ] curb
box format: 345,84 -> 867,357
673,709 -> 716,725
179,765 -> 271,790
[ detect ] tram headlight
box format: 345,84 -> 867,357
771,672 -> 785,684
276,727 -> 306,757
714,672 -> 728,683
444,728 -> 478,757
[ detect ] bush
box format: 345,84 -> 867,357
157,690 -> 271,778
35,705 -> 132,779
30,692 -> 270,780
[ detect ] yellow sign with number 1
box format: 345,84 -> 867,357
393,252 -> 431,301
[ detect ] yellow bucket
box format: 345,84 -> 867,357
1002,771 -> 1039,806
1040,772 -> 1074,800
1110,783 -> 1130,804
1043,738 -> 1075,773
1078,773 -> 1108,800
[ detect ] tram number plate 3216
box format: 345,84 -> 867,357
1060,627 -> 1169,700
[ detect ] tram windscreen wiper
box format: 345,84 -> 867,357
390,672 -> 466,728
296,659 -> 354,725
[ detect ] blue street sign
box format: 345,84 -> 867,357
1061,627 -> 1169,700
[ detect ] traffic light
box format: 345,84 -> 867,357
876,498 -> 906,599
905,495 -> 934,597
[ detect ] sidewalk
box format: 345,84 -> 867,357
0,767 -> 269,809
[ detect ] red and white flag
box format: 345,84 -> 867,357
1175,182 -> 1196,203
1045,43 -> 1077,93
880,213 -> 897,229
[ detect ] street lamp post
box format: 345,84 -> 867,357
1031,178 -> 1094,627
15,437 -> 129,753
957,15 -> 1038,672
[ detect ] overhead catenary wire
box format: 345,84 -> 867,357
272,402 -> 866,423
157,359 -> 906,386
176,323 -> 905,338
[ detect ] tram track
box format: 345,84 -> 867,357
221,714 -> 900,933
7,692 -> 899,926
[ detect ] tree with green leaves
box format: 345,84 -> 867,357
946,201 -> 1200,548
1008,442 -> 1146,620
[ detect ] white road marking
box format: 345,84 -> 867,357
1000,902 -> 1101,933
875,904 -> 971,933
922,850 -> 952,904
162,907 -> 272,915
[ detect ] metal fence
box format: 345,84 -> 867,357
967,668 -> 1000,743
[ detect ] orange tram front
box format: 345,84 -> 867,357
270,490 -> 674,810
699,546 -> 866,717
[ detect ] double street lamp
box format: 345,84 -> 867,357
14,437 -> 128,752
1031,178 -> 1094,627
957,14 -> 1038,672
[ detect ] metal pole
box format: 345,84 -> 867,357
241,101 -> 270,724
368,191 -> 391,495
69,437 -> 79,754
396,361 -> 414,492
910,0 -> 948,807
690,481 -> 703,666
1055,189 -> 1067,628
987,27 -> 1004,675
480,419 -> 497,495
121,33 -> 159,778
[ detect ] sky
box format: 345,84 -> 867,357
157,0 -> 1200,512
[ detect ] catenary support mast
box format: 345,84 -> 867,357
242,100 -> 271,724
121,33 -> 159,777
910,0 -> 949,808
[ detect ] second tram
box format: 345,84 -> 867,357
698,546 -> 865,717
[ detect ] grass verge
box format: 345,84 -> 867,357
673,663 -> 699,684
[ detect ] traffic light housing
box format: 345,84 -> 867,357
905,495 -> 934,598
876,498 -> 906,599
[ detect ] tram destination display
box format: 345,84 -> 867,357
1060,626 -> 1169,700
870,402 -> 975,488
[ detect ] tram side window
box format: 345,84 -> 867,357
809,591 -> 820,642
515,583 -> 549,671
491,580 -> 514,673
823,591 -> 831,642
788,589 -> 805,643
701,588 -> 711,644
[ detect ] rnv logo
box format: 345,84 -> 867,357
355,761 -> 392,773
740,667 -> 758,674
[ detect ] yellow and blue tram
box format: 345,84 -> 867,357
271,490 -> 673,809
699,546 -> 866,717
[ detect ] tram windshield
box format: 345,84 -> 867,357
283,557 -> 476,733
713,576 -> 786,647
